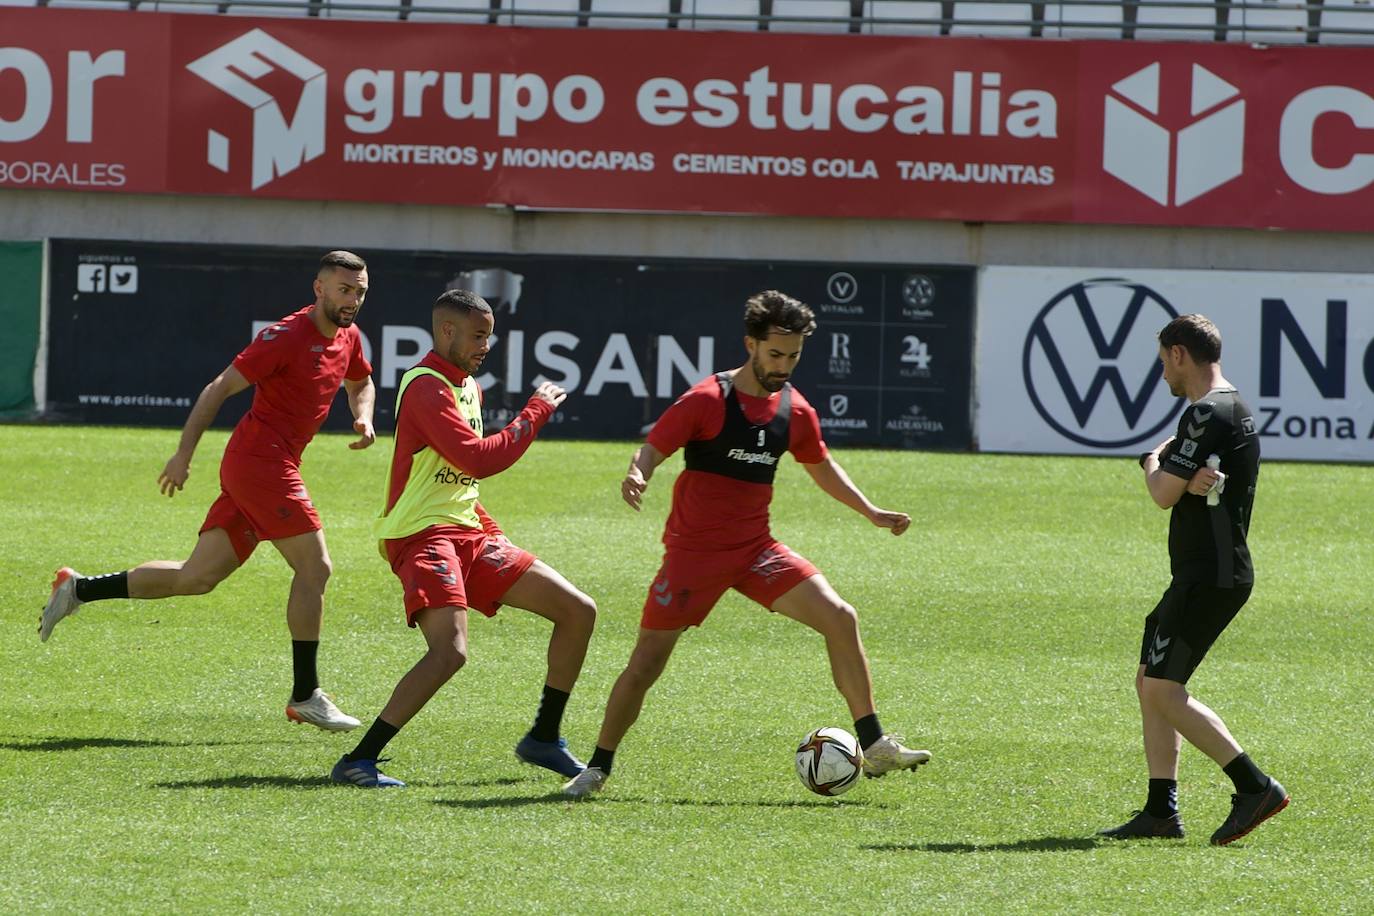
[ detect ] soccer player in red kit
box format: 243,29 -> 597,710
331,289 -> 596,788
40,251 -> 377,731
563,290 -> 931,797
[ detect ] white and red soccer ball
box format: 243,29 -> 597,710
795,727 -> 862,796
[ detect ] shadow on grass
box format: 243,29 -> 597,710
453,776 -> 528,788
433,793 -> 873,810
603,796 -> 888,810
153,775 -> 336,790
434,793 -> 566,809
865,836 -> 1099,853
0,736 -> 272,752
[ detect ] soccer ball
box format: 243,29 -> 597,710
795,727 -> 863,796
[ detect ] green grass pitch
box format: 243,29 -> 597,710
2,425 -> 1371,913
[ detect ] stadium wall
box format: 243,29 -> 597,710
3,189 -> 1374,275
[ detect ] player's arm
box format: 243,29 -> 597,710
159,364 -> 251,497
343,376 -> 376,450
628,385 -> 708,511
1141,441 -> 1189,508
622,443 -> 667,512
802,456 -> 911,536
1143,411 -> 1225,508
416,380 -> 565,479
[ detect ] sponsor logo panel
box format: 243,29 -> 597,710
46,241 -> 976,449
979,266 -> 1374,462
5,11 -> 1374,229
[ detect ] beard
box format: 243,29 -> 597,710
752,356 -> 788,393
321,300 -> 356,328
448,343 -> 483,374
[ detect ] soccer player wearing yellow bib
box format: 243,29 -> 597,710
331,290 -> 596,788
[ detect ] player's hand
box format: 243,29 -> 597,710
870,508 -> 911,536
622,466 -> 649,511
158,453 -> 191,497
350,418 -> 376,450
1187,466 -> 1222,496
532,382 -> 567,409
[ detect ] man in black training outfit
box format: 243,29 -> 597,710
1099,314 -> 1288,846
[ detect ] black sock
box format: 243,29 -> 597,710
345,718 -> 400,763
1223,752 -> 1268,794
290,640 -> 319,704
588,746 -> 615,775
74,572 -> 129,603
854,713 -> 884,750
1146,778 -> 1179,818
529,684 -> 571,742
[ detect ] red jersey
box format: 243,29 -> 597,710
227,305 -> 372,462
647,373 -> 827,551
382,350 -> 554,539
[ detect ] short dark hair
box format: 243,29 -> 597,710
319,250 -> 366,274
743,290 -> 816,339
434,288 -> 493,316
1158,314 -> 1221,364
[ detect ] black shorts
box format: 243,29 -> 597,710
1139,579 -> 1252,684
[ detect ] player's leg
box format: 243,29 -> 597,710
273,529 -> 359,731
40,519 -> 245,642
333,605 -> 469,789
127,529 -> 243,598
769,572 -> 930,777
271,529 -> 332,641
564,550 -> 728,797
1137,676 -> 1290,844
497,558 -> 598,777
1137,664 -> 1183,782
563,626 -> 685,797
1139,676 -> 1242,766
770,574 -> 874,718
1134,582 -> 1288,843
1100,597 -> 1188,839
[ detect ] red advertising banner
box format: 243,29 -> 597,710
2,8 -> 1373,231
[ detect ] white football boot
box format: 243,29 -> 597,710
862,735 -> 932,777
562,766 -> 608,798
286,688 -> 361,731
39,567 -> 83,642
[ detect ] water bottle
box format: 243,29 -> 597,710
1206,454 -> 1223,507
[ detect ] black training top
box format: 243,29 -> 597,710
1158,387 -> 1260,588
682,373 -> 792,485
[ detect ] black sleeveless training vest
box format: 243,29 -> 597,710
682,372 -> 792,485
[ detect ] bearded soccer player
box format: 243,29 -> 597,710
40,250 -> 377,731
1099,314 -> 1288,845
563,290 -> 930,798
331,289 -> 596,789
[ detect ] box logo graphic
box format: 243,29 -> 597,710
1104,62 -> 1245,206
186,30 -> 326,190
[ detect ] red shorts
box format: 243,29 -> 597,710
200,454 -> 321,563
640,538 -> 818,630
386,525 -> 537,627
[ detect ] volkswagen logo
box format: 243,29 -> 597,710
1022,278 -> 1184,448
